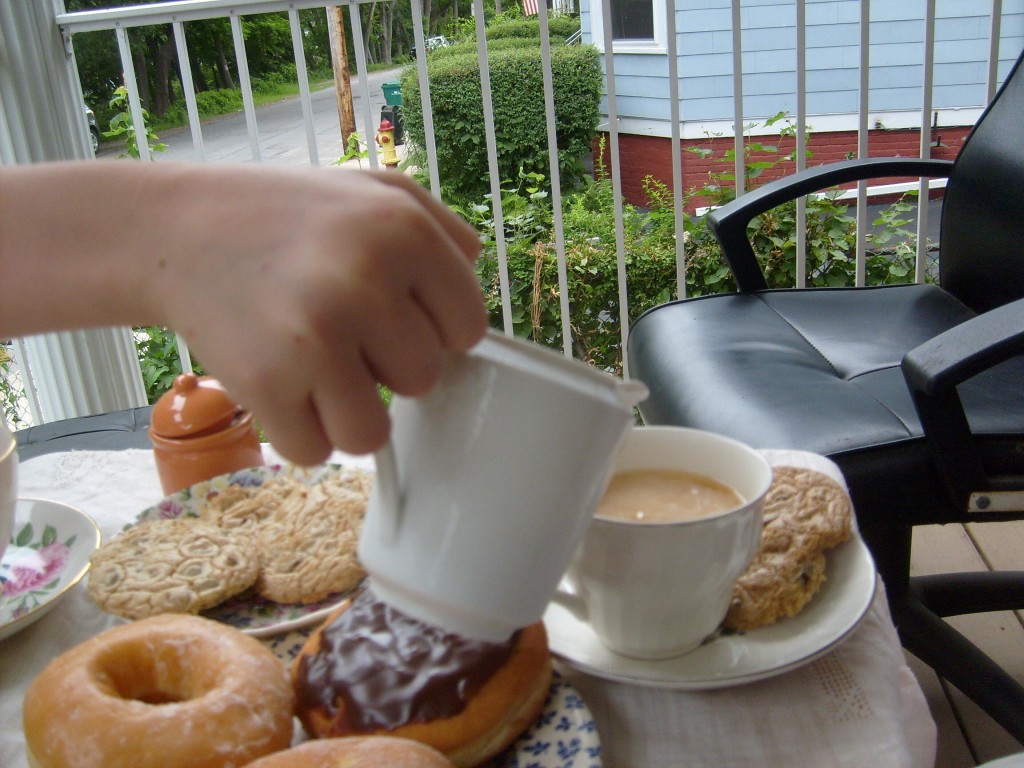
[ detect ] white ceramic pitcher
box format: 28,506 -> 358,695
359,330 -> 647,642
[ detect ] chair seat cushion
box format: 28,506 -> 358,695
13,406 -> 154,460
629,283 -> 1024,527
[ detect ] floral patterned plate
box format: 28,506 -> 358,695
0,498 -> 100,642
484,675 -> 602,768
133,463 -> 365,638
266,632 -> 602,768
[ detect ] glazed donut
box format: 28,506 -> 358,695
246,736 -> 456,768
23,614 -> 295,768
292,587 -> 552,768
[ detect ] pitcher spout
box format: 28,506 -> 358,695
617,378 -> 649,410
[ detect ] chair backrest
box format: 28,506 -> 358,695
941,47 -> 1024,313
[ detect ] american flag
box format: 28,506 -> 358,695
523,0 -> 538,14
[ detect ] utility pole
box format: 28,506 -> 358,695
328,6 -> 357,149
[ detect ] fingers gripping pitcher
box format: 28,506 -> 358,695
359,330 -> 647,642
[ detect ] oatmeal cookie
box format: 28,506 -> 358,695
723,465 -> 853,631
252,474 -> 369,604
87,518 -> 260,620
760,466 -> 853,550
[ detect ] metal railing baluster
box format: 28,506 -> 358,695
288,7 -> 320,167
229,13 -> 262,161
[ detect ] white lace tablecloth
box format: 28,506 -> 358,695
0,447 -> 937,768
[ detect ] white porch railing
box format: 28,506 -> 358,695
1,0 -> 1020,428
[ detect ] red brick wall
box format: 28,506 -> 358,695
594,125 -> 970,211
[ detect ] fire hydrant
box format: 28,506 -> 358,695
376,119 -> 400,170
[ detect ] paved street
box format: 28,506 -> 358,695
99,66 -> 403,166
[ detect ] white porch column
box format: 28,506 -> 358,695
20,330 -> 148,423
0,0 -> 147,423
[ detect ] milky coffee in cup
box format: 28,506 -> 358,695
597,468 -> 743,523
559,426 -> 771,660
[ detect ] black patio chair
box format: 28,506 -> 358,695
628,48 -> 1024,741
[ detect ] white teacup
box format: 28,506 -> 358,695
558,426 -> 772,660
0,420 -> 18,564
359,330 -> 647,642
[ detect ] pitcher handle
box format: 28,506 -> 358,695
373,443 -> 403,544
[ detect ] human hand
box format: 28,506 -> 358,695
148,165 -> 488,464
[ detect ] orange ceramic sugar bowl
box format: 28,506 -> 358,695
149,373 -> 264,495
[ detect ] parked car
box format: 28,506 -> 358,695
83,103 -> 99,154
410,35 -> 449,59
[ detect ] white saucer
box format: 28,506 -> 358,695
0,498 -> 100,642
544,532 -> 878,690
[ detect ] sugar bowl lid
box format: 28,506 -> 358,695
151,373 -> 244,439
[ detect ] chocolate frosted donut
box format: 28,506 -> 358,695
292,587 -> 551,768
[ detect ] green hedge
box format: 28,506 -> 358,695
400,43 -> 601,202
485,16 -> 581,40
431,36 -> 564,60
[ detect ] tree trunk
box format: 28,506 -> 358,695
215,35 -> 234,89
133,49 -> 152,110
191,55 -> 209,92
362,3 -> 378,64
327,6 -> 356,148
150,35 -> 176,117
380,0 -> 395,64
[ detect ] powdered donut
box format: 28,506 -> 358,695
23,614 -> 295,768
246,736 -> 457,768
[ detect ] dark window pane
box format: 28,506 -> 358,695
610,0 -> 654,40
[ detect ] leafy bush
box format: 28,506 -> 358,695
104,86 -> 167,159
432,36 -> 562,60
0,346 -> 26,428
135,327 -> 205,404
682,115 -> 927,288
485,15 -> 581,40
461,161 -> 680,371
400,43 -> 601,203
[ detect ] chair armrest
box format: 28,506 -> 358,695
708,157 -> 954,292
902,297 -> 1024,511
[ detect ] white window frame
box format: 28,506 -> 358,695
589,0 -> 668,54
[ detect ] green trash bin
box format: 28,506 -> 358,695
382,81 -> 403,107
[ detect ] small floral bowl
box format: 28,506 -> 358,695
0,498 -> 100,642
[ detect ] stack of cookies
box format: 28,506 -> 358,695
724,465 -> 854,631
87,469 -> 372,621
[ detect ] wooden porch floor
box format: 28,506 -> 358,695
908,521 -> 1024,766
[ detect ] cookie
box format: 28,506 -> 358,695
760,466 -> 853,550
723,465 -> 853,631
251,473 -> 369,604
201,481 -> 279,530
724,539 -> 827,631
87,518 -> 260,620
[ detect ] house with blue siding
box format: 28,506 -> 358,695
577,0 -> 1024,205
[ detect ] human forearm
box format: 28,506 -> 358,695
0,161 -> 169,336
0,160 -> 488,460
